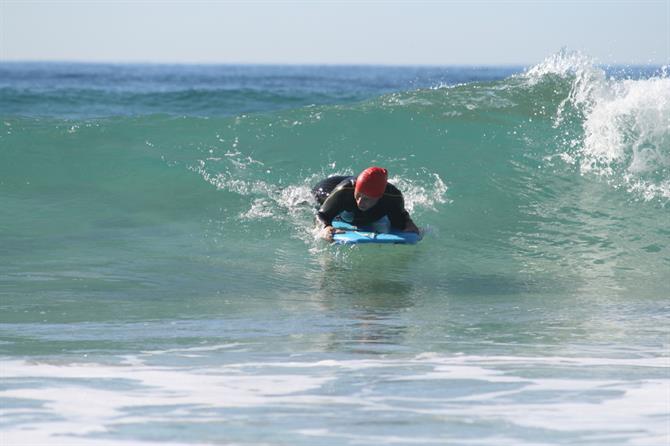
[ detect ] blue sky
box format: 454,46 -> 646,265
2,1 -> 668,65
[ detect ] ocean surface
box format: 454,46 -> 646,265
1,52 -> 669,445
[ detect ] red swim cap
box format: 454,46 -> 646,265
354,167 -> 388,198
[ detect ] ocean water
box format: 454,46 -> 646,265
1,52 -> 669,445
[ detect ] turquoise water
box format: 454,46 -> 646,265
1,52 -> 669,445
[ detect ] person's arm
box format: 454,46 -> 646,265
314,212 -> 334,241
387,193 -> 420,233
316,188 -> 348,241
315,214 -> 337,241
403,217 -> 420,234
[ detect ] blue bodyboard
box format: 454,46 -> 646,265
331,220 -> 421,245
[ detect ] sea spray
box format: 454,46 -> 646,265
523,50 -> 670,201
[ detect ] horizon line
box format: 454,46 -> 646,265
1,58 -> 532,68
1,59 -> 665,68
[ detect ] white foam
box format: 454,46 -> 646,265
389,172 -> 448,214
525,49 -> 670,201
1,359 -> 334,445
582,77 -> 669,162
0,354 -> 670,445
2,352 -> 667,445
0,431 -> 200,446
138,342 -> 245,356
296,428 -> 452,445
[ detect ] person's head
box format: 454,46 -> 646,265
354,167 -> 388,211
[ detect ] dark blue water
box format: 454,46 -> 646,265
0,63 -> 526,117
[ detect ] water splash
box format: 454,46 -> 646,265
526,49 -> 670,201
390,172 -> 449,214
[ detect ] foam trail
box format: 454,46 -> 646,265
2,353 -> 667,445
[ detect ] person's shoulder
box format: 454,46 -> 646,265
324,178 -> 354,205
334,177 -> 355,192
383,182 -> 403,198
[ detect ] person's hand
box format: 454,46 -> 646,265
320,225 -> 344,242
320,225 -> 335,241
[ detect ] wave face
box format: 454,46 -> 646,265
1,54 -> 668,446
2,55 -> 667,291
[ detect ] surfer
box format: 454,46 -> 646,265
312,167 -> 420,241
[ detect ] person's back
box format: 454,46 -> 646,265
311,175 -> 353,205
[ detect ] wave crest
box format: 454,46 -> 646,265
524,49 -> 670,201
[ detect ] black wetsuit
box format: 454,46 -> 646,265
312,176 -> 411,229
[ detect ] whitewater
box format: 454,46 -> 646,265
1,51 -> 668,445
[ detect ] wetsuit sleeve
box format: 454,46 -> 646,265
387,194 -> 411,229
316,186 -> 350,227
